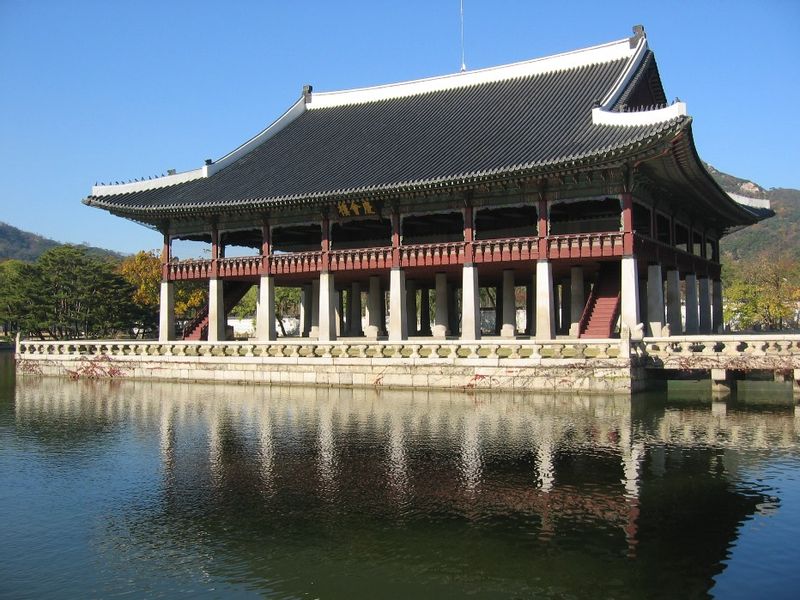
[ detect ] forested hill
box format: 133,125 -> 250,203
707,165 -> 800,260
0,221 -> 123,262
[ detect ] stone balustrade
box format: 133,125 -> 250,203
639,335 -> 800,371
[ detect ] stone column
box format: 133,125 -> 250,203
620,257 -> 640,337
159,281 -> 175,341
559,281 -> 571,335
433,273 -> 449,338
334,289 -> 343,337
461,264 -> 480,340
388,268 -> 408,341
666,269 -> 682,335
419,287 -> 431,336
501,269 -> 516,338
300,284 -> 312,337
494,285 -> 503,335
535,260 -> 555,340
569,267 -> 584,338
208,278 -> 225,342
684,273 -> 699,334
255,275 -> 276,341
646,264 -> 665,337
366,276 -> 382,339
350,282 -> 363,337
712,279 -> 724,333
448,283 -> 459,336
318,272 -> 336,341
698,277 -> 712,334
525,282 -> 534,336
406,280 -> 418,336
310,279 -> 320,338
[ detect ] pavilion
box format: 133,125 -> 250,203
84,26 -> 768,344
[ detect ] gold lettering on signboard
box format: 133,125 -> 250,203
336,200 -> 378,219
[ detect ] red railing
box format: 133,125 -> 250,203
270,251 -> 324,275
218,256 -> 262,278
167,259 -> 212,281
329,246 -> 392,272
473,236 -> 538,264
546,232 -> 624,259
633,234 -> 720,278
400,242 -> 465,268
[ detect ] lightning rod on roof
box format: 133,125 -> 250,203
460,0 -> 466,72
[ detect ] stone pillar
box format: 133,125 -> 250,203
388,268 -> 407,341
350,282 -> 363,337
501,270 -> 516,338
159,281 -> 175,341
255,275 -> 276,341
300,284 -> 312,337
366,276 -> 382,339
712,279 -> 724,333
698,277 -> 712,334
525,282 -> 534,336
448,283 -> 459,336
646,264 -> 665,337
208,278 -> 225,342
569,267 -> 584,338
461,264 -> 480,340
310,279 -> 320,338
494,285 -> 503,335
666,269 -> 682,335
639,277 -> 648,329
684,273 -> 699,334
334,289 -> 344,337
620,257 -> 640,337
406,280 -> 418,336
535,260 -> 555,340
419,287 -> 431,336
318,272 -> 336,341
559,281 -> 571,335
433,273 -> 449,338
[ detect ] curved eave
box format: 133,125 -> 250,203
83,116 -> 689,225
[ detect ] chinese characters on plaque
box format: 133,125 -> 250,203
336,199 -> 379,219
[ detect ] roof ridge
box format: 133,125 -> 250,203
308,36 -> 640,110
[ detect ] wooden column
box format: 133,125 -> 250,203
463,204 -> 474,263
210,223 -> 220,278
537,197 -> 548,256
161,231 -> 171,281
390,208 -> 401,268
261,218 -> 271,275
621,192 -> 633,255
321,213 -> 330,271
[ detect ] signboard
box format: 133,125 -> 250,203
335,199 -> 382,219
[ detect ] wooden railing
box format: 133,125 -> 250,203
546,232 -> 624,259
329,246 -> 392,271
473,236 -> 538,263
218,256 -> 262,278
399,242 -> 465,267
633,235 -> 720,279
167,259 -> 212,281
269,251 -> 324,275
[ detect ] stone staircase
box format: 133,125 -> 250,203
183,281 -> 253,340
579,264 -> 620,338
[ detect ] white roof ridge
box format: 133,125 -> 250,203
308,36 -> 638,109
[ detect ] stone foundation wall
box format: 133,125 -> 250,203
16,352 -> 643,394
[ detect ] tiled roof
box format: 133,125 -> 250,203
83,32 -> 693,219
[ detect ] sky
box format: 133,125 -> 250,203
1,0 -> 798,254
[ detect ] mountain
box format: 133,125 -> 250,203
706,165 -> 800,260
0,221 -> 124,262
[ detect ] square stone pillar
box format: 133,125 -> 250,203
494,285 -> 503,335
433,273 -> 449,338
406,280 -> 418,336
525,282 -> 534,336
419,287 -> 431,336
207,278 -> 225,342
388,268 -> 408,341
300,284 -> 312,337
569,267 -> 584,338
350,282 -> 363,337
159,281 -> 175,341
501,269 -> 516,338
535,260 -> 555,340
448,283 -> 459,336
334,289 -> 344,337
310,279 -> 320,338
698,277 -> 712,334
318,272 -> 336,342
461,264 -> 481,340
620,257 -> 640,337
684,273 -> 699,334
712,279 -> 724,333
646,264 -> 665,337
666,269 -> 682,335
366,276 -> 382,339
255,275 -> 276,341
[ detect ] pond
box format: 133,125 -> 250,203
1,351 -> 799,598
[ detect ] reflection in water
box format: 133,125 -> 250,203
3,361 -> 800,599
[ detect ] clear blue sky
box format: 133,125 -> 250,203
1,0 -> 798,254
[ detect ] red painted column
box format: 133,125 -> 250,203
161,231 -> 171,281
321,213 -> 330,272
261,218 -> 271,275
463,204 -> 474,263
621,192 -> 633,255
210,224 -> 219,278
390,208 -> 401,268
537,197 -> 548,257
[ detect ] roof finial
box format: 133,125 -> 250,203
303,85 -> 313,104
630,24 -> 645,48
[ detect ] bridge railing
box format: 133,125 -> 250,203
639,335 -> 800,370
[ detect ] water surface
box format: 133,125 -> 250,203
1,352 -> 799,598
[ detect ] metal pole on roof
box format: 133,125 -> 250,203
460,0 -> 466,72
